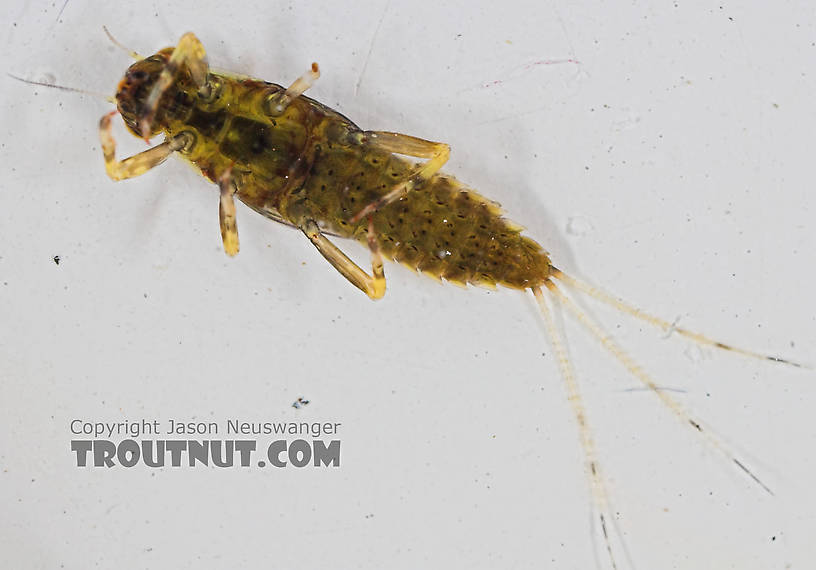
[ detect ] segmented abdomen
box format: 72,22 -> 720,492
289,134 -> 552,290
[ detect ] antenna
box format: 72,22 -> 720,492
103,25 -> 142,60
7,73 -> 116,104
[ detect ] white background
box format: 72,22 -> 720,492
1,1 -> 815,569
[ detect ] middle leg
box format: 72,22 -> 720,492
264,62 -> 321,116
218,167 -> 240,256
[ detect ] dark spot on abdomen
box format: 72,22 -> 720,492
250,133 -> 268,154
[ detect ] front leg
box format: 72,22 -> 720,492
139,32 -> 211,140
99,111 -> 187,180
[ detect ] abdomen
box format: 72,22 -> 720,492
288,136 -> 552,290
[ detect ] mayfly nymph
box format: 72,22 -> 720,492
36,30 -> 804,569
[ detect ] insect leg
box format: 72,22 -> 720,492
218,168 -> 240,256
264,63 -> 321,116
301,219 -> 386,300
139,32 -> 210,140
99,111 -> 187,180
349,132 -> 450,223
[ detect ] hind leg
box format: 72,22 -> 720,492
301,218 -> 386,300
349,131 -> 450,223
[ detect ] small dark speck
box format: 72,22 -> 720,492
143,293 -> 148,299
771,536 -> 776,541
292,397 -> 310,409
53,255 -> 60,265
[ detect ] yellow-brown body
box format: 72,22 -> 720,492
118,49 -> 552,290
93,36 -> 802,570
